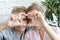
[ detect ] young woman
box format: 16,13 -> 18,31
0,6 -> 28,40
26,3 -> 60,40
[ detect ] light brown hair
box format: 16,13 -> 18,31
12,6 -> 26,14
27,3 -> 44,13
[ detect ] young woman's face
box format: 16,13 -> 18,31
8,12 -> 27,27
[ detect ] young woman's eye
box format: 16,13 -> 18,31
19,20 -> 21,22
10,17 -> 13,21
23,19 -> 27,21
36,13 -> 38,16
27,18 -> 32,22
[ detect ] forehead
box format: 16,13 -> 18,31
27,9 -> 44,16
11,12 -> 26,17
28,9 -> 41,13
11,12 -> 26,19
13,12 -> 26,15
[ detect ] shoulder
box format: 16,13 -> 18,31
0,28 -> 14,37
0,28 -> 17,40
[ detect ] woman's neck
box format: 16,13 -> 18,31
13,26 -> 26,37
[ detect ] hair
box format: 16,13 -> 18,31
27,3 -> 44,13
11,6 -> 26,14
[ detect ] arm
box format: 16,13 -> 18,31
30,12 -> 60,40
43,24 -> 60,40
38,16 -> 60,40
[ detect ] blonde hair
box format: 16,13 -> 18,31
27,3 -> 44,13
12,6 -> 26,14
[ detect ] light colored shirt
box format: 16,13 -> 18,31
0,27 -> 60,40
24,27 -> 60,40
0,28 -> 20,40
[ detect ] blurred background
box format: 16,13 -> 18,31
0,0 -> 59,27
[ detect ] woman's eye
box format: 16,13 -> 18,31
10,17 -> 13,21
23,19 -> 27,21
36,13 -> 38,16
27,18 -> 32,21
19,20 -> 21,22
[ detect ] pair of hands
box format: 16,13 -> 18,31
7,12 -> 48,29
7,13 -> 27,27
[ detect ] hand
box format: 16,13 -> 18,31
27,11 -> 48,29
7,13 -> 27,27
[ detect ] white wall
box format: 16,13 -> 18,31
0,0 -> 45,23
0,0 -> 57,26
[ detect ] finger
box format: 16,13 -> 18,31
21,13 -> 27,16
34,13 -> 36,18
37,14 -> 40,18
27,14 -> 32,19
28,13 -> 32,16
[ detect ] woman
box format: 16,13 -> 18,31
26,3 -> 60,40
0,6 -> 28,40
